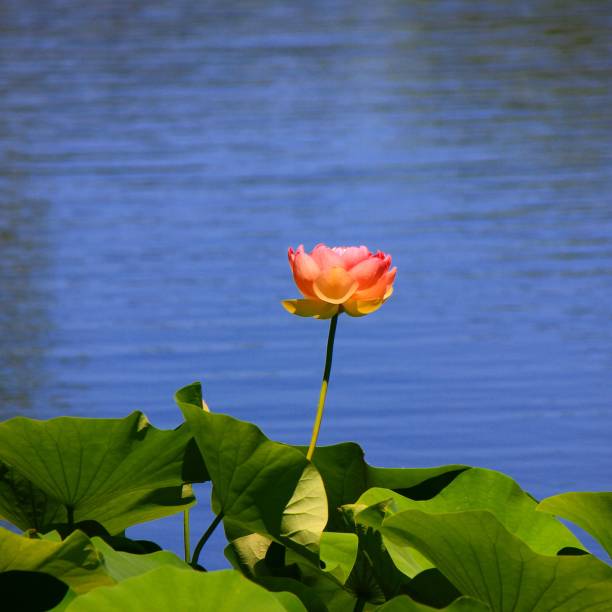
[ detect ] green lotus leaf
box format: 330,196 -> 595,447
255,576 -> 330,612
357,468 -> 584,555
0,527 -> 113,593
538,492 -> 612,559
375,595 -> 490,611
91,536 -> 190,581
297,442 -> 367,532
344,498 -> 434,579
226,533 -> 356,610
343,504 -> 412,604
0,459 -> 64,530
366,465 -> 468,498
225,533 -> 273,577
295,442 -> 467,532
174,383 -> 210,483
65,567 -> 306,611
319,531 -> 358,584
381,509 -> 612,611
0,412 -> 195,534
285,549 -> 361,612
225,536 -> 339,611
177,383 -> 327,561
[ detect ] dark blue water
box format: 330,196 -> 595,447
1,1 -> 611,562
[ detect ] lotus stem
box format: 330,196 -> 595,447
191,511 -> 224,568
306,313 -> 339,461
183,509 -> 191,563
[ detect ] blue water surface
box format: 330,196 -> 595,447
1,0 -> 611,564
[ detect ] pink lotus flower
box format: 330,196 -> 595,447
282,244 -> 396,318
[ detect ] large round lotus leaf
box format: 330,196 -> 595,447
0,412 -> 194,534
65,567 -> 306,611
0,527 -> 113,593
176,383 -> 327,561
375,595 -> 490,611
91,537 -> 190,582
292,441 -> 466,532
538,492 -> 612,559
380,509 -> 612,612
293,442 -> 367,532
356,467 -> 583,555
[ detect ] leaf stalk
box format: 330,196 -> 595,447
306,313 -> 339,461
191,511 -> 224,568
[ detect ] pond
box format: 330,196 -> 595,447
1,0 -> 611,563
